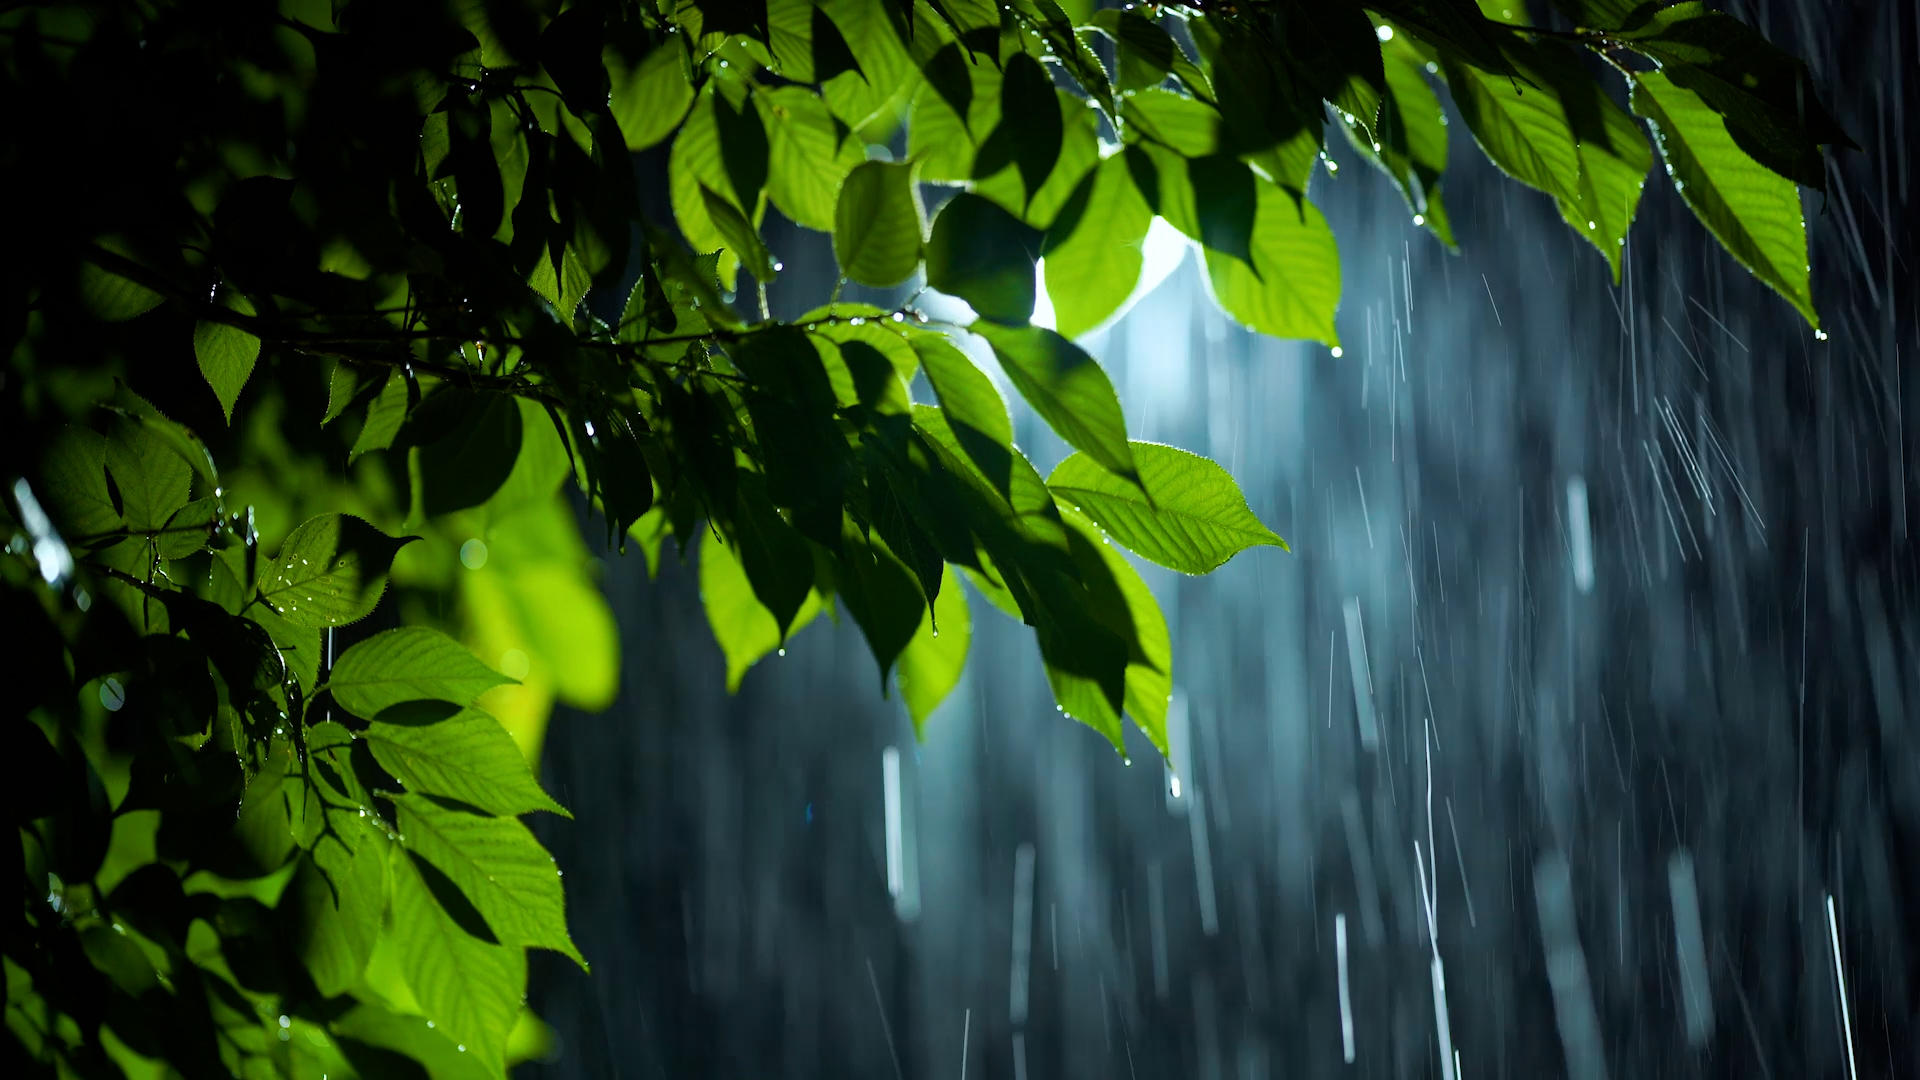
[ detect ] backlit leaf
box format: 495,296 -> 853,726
387,843 -> 526,1073
1042,154 -> 1153,338
974,323 -> 1141,490
611,39 -> 695,151
700,528 -> 822,691
927,193 -> 1040,324
1202,181 -> 1342,346
897,562 -> 970,736
392,793 -> 584,967
192,294 -> 260,425
833,160 -> 924,287
1049,441 -> 1287,574
1631,70 -> 1816,327
329,627 -> 515,719
366,704 -> 568,818
259,514 -> 415,629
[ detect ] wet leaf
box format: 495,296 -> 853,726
1049,442 -> 1288,574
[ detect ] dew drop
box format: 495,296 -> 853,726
1331,346 -> 1345,359
1412,213 -> 1426,226
1814,328 -> 1829,341
1376,24 -> 1394,42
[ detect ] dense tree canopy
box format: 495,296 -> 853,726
1,0 -> 1843,1075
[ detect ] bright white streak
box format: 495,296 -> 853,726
1343,598 -> 1380,751
1336,914 -> 1355,1064
959,1009 -> 971,1080
882,747 -> 904,901
1189,788 -> 1220,936
1668,850 -> 1714,1045
1010,844 -> 1036,1024
1567,476 -> 1595,594
1826,893 -> 1860,1080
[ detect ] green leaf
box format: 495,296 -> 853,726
1042,154 -> 1153,338
1202,181 -> 1342,346
729,476 -> 817,637
1441,52 -> 1580,204
392,793 -> 583,967
1049,441 -> 1287,574
330,1003 -> 495,1080
912,403 -> 1069,556
156,496 -> 219,559
365,704 -> 568,818
100,412 -> 191,533
1542,47 -> 1652,281
1278,2 -> 1387,133
484,398 -> 572,520
911,335 -> 1014,498
259,514 -> 416,629
670,87 -> 765,291
1190,17 -> 1323,186
701,183 -> 778,282
1343,29 -> 1456,247
1617,3 -> 1851,190
387,843 -> 527,1073
1091,9 -> 1176,95
819,0 -> 921,131
1631,70 -> 1816,327
974,89 -> 1100,230
250,603 -> 323,695
832,515 -> 926,686
192,295 -> 261,425
288,814 -> 387,998
907,41 -> 1002,182
975,323 -> 1140,490
39,426 -> 122,539
323,360 -> 362,426
528,243 -> 593,319
328,627 -> 514,719
760,86 -> 865,231
78,259 -> 164,322
699,527 -> 822,691
927,193 -> 1040,324
1061,506 -> 1170,756
766,0 -> 820,81
350,370 -> 409,464
833,160 -> 924,287
411,389 -> 524,518
1122,89 -> 1227,157
610,38 -> 694,151
1018,0 -> 1114,118
974,53 -> 1064,209
898,563 -> 970,737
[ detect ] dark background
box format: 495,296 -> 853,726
529,3 -> 1919,1076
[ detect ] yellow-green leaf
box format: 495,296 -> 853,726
1048,441 -> 1288,574
1631,69 -> 1815,327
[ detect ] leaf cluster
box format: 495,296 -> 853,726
0,0 -> 1842,1076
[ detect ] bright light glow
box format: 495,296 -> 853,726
883,747 -> 903,900
1376,24 -> 1394,42
1032,216 -> 1191,338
